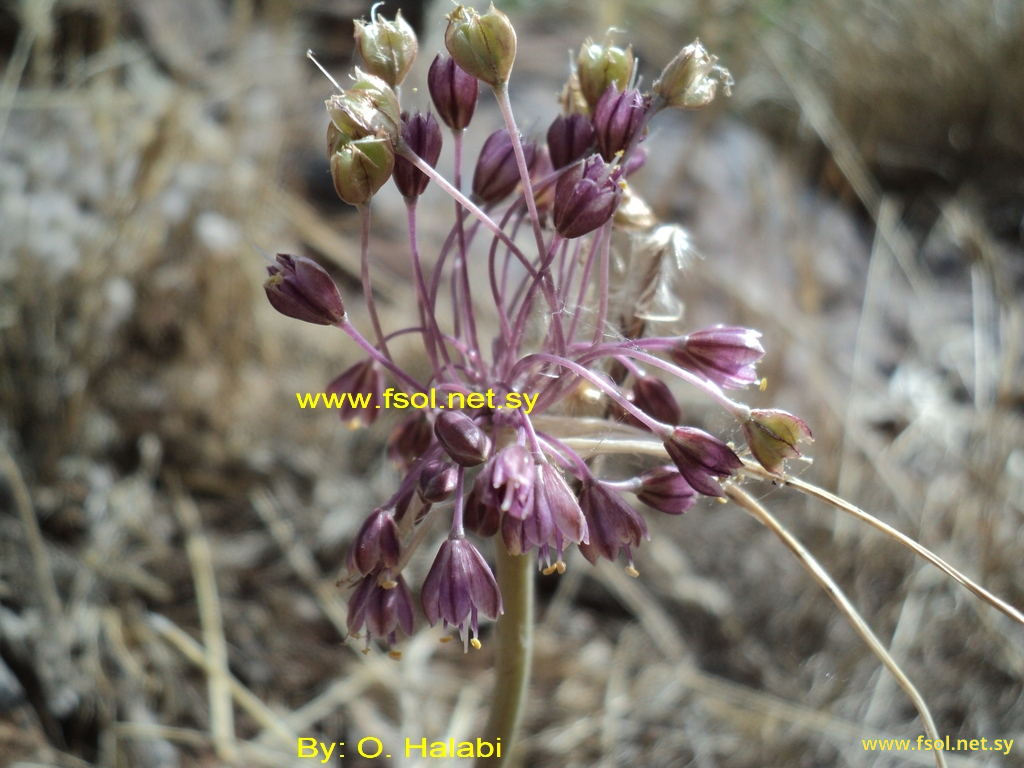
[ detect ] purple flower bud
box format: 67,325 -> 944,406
325,359 -> 385,428
530,145 -> 555,223
393,111 -> 443,199
434,411 -> 491,467
742,409 -> 813,474
631,375 -> 682,426
670,325 -> 765,389
546,113 -> 594,170
592,85 -> 648,162
553,155 -> 623,239
347,572 -> 414,653
472,129 -> 536,204
347,508 -> 401,576
428,54 -> 479,131
264,253 -> 345,325
417,458 -> 458,503
577,482 -> 648,569
663,426 -> 742,497
464,480 -> 501,537
421,537 -> 503,648
636,466 -> 696,515
387,414 -> 433,469
480,444 -> 534,518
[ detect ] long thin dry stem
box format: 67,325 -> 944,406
725,484 -> 947,768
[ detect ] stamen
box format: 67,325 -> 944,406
389,649 -> 403,660
760,377 -> 768,391
542,563 -> 560,576
625,565 -> 639,578
470,638 -> 482,650
439,635 -> 453,644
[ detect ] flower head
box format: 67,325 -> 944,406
421,537 -> 503,649
663,426 -> 743,497
264,253 -> 345,325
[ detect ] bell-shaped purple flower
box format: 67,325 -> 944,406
663,426 -> 742,497
670,325 -> 765,389
592,85 -> 648,162
325,359 -> 385,428
434,411 -> 491,467
417,458 -> 458,503
577,481 -> 648,570
394,110 -> 443,199
347,508 -> 401,576
472,129 -> 536,204
636,466 -> 696,515
421,537 -> 503,649
612,375 -> 682,429
547,113 -> 594,170
264,253 -> 345,325
346,572 -> 415,654
428,54 -> 479,131
553,155 -> 622,239
502,462 -> 587,566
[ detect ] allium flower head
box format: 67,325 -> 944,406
664,426 -> 743,497
264,253 -> 345,325
421,538 -> 503,649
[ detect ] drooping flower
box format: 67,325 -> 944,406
264,253 -> 345,325
553,155 -> 622,239
418,459 -> 458,503
473,129 -> 536,204
434,411 -> 492,467
479,444 -> 535,518
670,325 -> 764,389
347,508 -> 401,577
428,54 -> 479,131
636,466 -> 697,515
393,111 -> 443,199
577,481 -> 648,572
421,537 -> 503,649
592,85 -> 648,162
346,572 -> 415,656
325,359 -> 385,428
547,113 -> 594,170
663,426 -> 743,497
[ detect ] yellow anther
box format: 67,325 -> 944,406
381,579 -> 398,589
717,496 -> 728,504
470,638 -> 482,650
556,561 -> 566,574
625,566 -> 639,578
389,650 -> 403,660
439,635 -> 453,643
542,564 -> 559,576
759,377 -> 768,391
361,648 -> 371,655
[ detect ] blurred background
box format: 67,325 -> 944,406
1,0 -> 1023,766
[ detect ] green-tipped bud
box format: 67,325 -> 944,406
326,69 -> 401,141
354,9 -> 418,88
653,39 -> 730,109
444,4 -> 516,88
330,135 -> 395,205
742,408 -> 812,475
576,37 -> 633,112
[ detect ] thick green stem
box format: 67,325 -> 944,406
476,544 -> 534,767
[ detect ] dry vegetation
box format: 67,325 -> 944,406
1,0 -> 1022,767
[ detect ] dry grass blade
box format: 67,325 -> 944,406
741,461 -> 1024,628
725,484 -> 947,768
170,480 -> 237,762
